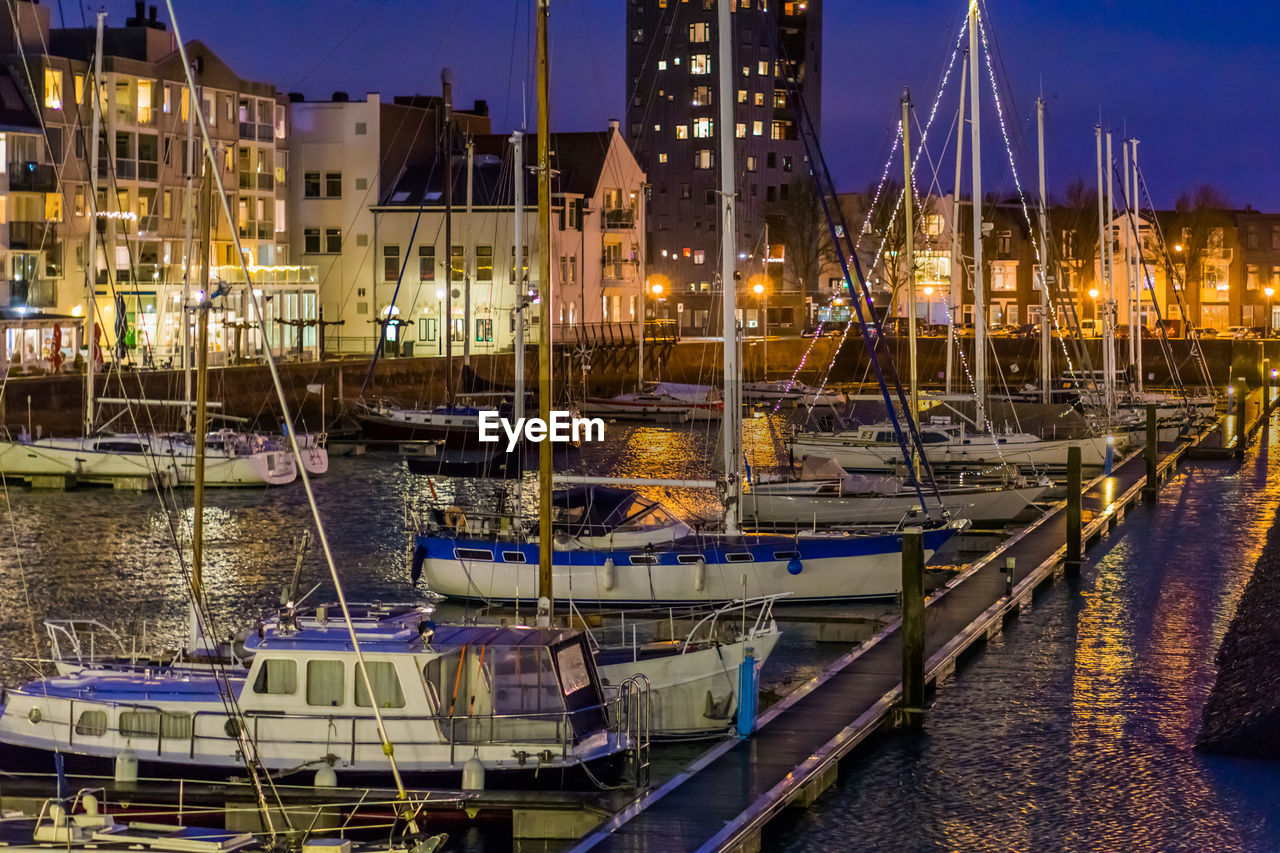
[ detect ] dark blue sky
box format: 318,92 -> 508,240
131,0 -> 1279,209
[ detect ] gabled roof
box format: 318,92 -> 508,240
380,129 -> 618,207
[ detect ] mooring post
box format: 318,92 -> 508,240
1264,358 -> 1272,418
1236,376 -> 1247,460
1065,445 -> 1082,576
1144,403 -> 1159,499
1004,556 -> 1015,598
901,526 -> 925,732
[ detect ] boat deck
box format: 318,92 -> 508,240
573,393 -> 1269,852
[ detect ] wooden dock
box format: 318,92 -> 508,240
572,394 -> 1272,853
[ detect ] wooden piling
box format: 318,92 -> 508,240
1065,445 -> 1082,576
1264,358 -> 1272,421
1236,376 -> 1247,460
1144,403 -> 1159,499
901,527 -> 925,731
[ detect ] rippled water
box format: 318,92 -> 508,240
773,418 -> 1280,852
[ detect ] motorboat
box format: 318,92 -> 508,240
585,383 -> 723,422
351,398 -> 489,448
0,605 -> 639,789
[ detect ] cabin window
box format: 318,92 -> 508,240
501,551 -> 527,563
677,554 -> 703,564
489,647 -> 561,715
355,661 -> 406,709
555,643 -> 591,696
119,711 -> 190,740
874,432 -> 896,443
773,551 -> 800,561
630,554 -> 659,565
253,659 -> 297,694
455,548 -> 494,561
306,659 -> 345,707
75,710 -> 109,736
725,552 -> 754,563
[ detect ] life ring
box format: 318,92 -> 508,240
444,506 -> 469,532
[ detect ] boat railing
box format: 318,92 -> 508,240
44,619 -> 133,668
616,674 -> 651,787
26,691 -> 630,767
568,595 -> 785,656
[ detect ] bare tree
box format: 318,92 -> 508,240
1051,178 -> 1101,299
1171,185 -> 1232,298
775,180 -> 834,298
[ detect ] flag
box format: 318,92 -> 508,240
306,383 -> 324,394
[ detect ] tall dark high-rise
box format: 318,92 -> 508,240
625,0 -> 822,336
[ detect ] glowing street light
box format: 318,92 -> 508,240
1267,286 -> 1275,337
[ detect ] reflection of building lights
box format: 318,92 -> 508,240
95,210 -> 138,220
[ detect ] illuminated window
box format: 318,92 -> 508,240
737,89 -> 747,103
75,74 -> 84,105
688,22 -> 709,42
136,80 -> 153,124
691,85 -> 712,106
690,54 -> 711,75
657,60 -> 667,71
658,152 -> 668,164
752,120 -> 763,136
477,245 -> 493,282
735,123 -> 746,139
384,244 -> 400,281
675,125 -> 688,140
43,67 -> 63,109
693,250 -> 706,265
693,149 -> 713,169
757,61 -> 768,76
692,118 -> 713,138
746,156 -> 757,172
754,92 -> 765,106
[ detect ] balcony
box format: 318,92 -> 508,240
602,259 -> 639,282
8,161 -> 58,192
6,278 -> 57,309
603,208 -> 636,229
9,221 -> 57,249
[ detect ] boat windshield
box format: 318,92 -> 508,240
553,485 -> 677,536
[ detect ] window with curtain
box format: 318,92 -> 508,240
307,659 -> 345,706
355,661 -> 406,708
253,658 -> 297,694
76,710 -> 109,736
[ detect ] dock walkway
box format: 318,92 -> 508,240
574,395 -> 1269,853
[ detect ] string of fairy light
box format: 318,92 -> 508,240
774,12 -> 973,413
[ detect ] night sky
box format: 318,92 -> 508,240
95,0 -> 1279,210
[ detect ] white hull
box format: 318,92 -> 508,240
420,540 -> 944,606
743,483 -> 1050,525
599,629 -> 781,737
0,436 -> 296,487
792,433 -> 1120,471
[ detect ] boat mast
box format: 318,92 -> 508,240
901,89 -> 919,461
1036,96 -> 1051,404
968,2 -> 986,428
1123,137 -> 1135,395
442,67 -> 454,403
1104,130 -> 1117,420
464,137 -> 473,369
717,0 -> 740,533
512,130 -> 525,423
190,143 -> 215,638
536,0 -> 554,611
181,64 -> 197,431
946,56 -> 966,398
1131,138 -> 1144,392
83,12 -> 104,436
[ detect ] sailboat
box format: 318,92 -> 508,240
414,1 -> 960,609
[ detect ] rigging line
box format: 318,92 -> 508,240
164,0 -> 417,809
292,0 -> 391,87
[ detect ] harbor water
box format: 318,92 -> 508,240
2,416 -> 1279,850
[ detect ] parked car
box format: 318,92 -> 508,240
1198,328 -> 1220,339
1078,319 -> 1099,337
1226,326 -> 1249,340
1243,326 -> 1267,339
1016,323 -> 1041,339
988,324 -> 1019,338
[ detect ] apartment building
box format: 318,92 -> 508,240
363,123 -> 646,356
626,0 -> 822,336
286,90 -> 490,353
2,0 -> 313,366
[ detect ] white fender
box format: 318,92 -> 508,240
694,557 -> 706,592
602,557 -> 616,592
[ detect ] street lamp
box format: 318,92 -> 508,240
1267,286 -> 1275,337
753,280 -> 767,379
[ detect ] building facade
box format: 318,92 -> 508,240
2,0 -> 315,367
626,0 -> 821,336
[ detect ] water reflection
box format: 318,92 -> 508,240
775,412 -> 1280,851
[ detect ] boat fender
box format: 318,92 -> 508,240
410,543 -> 427,586
462,750 -> 485,791
602,557 -> 616,592
444,506 -> 469,532
114,747 -> 138,787
694,557 -> 707,592
314,763 -> 338,788
787,555 -> 803,575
